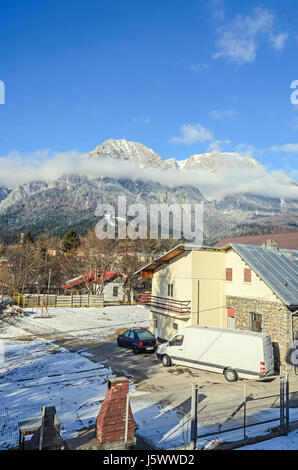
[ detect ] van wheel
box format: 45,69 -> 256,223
224,368 -> 238,382
161,354 -> 172,367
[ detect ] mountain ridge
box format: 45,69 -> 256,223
0,138 -> 297,243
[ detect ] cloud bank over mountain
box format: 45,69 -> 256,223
0,139 -> 297,201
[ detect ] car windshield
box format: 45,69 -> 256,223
136,330 -> 154,339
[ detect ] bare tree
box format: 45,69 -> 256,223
3,242 -> 43,295
60,233 -> 117,294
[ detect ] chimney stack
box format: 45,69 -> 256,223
96,377 -> 136,449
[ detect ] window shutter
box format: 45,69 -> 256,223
226,268 -> 233,281
244,268 -> 251,282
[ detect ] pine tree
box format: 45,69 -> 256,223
61,228 -> 81,254
22,231 -> 34,244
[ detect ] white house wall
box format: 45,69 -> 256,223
226,250 -> 278,302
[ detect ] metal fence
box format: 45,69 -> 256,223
188,374 -> 298,449
0,402 -> 98,450
1,378 -> 298,451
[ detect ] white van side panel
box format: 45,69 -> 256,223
166,327 -> 274,379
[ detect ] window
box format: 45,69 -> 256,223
173,322 -> 178,330
226,268 -> 233,281
244,268 -> 252,283
170,335 -> 184,347
137,330 -> 155,339
123,331 -> 131,337
168,283 -> 174,297
113,286 -> 118,297
128,331 -> 135,338
251,313 -> 262,332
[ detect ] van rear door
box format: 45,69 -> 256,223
263,336 -> 274,376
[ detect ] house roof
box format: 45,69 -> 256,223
134,244 -> 221,275
224,243 -> 298,307
214,231 -> 298,249
62,270 -> 125,289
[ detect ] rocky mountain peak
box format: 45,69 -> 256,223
86,138 -> 164,168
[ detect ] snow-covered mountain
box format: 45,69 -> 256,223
86,138 -> 259,172
87,138 -> 164,168
0,138 -> 297,242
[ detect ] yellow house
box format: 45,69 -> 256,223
136,243 -> 298,373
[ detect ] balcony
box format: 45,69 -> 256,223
138,293 -> 191,316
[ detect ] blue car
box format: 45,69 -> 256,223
117,328 -> 158,354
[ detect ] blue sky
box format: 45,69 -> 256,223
0,0 -> 297,179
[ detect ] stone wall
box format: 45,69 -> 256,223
226,296 -> 293,374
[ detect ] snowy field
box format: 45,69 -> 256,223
1,335 -> 298,450
0,336 -> 185,450
1,306 -> 298,450
0,305 -> 150,341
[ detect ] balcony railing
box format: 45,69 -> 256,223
138,293 -> 191,316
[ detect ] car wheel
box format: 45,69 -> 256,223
133,346 -> 139,355
224,368 -> 238,382
117,340 -> 121,347
161,354 -> 171,367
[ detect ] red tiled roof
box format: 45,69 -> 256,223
62,270 -> 124,289
214,231 -> 298,249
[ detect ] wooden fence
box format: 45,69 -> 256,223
21,294 -> 104,308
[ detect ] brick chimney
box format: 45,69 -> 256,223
96,377 -> 135,447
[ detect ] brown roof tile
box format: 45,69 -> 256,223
214,231 -> 298,249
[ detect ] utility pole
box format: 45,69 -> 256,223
47,268 -> 51,295
46,268 -> 51,308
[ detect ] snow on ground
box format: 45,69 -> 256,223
132,401 -> 298,450
238,428 -> 298,450
0,305 -> 150,341
0,338 -> 115,448
0,335 -> 182,450
1,336 -> 298,450
1,306 -> 298,450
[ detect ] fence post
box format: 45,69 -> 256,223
243,381 -> 247,440
286,373 -> 290,435
280,376 -> 285,432
39,405 -> 46,450
190,384 -> 198,450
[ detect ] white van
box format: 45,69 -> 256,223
156,325 -> 274,381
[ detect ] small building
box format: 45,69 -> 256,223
62,270 -> 127,302
136,243 -> 298,373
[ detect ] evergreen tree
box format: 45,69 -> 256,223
61,228 -> 81,254
22,231 -> 34,244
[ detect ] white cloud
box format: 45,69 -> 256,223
0,148 -> 297,202
213,7 -> 288,65
169,123 -> 214,145
271,33 -> 289,52
189,63 -> 208,73
210,109 -> 237,120
270,144 -> 298,153
132,115 -> 150,125
208,140 -> 230,151
208,0 -> 225,22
